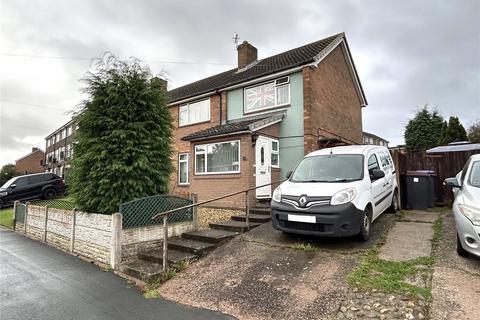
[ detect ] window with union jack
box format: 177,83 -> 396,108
244,77 -> 290,113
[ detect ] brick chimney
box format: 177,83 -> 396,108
237,41 -> 257,69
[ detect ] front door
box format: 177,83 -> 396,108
255,136 -> 271,198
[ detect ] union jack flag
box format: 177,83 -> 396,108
246,83 -> 275,111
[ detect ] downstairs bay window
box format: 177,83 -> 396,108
195,140 -> 240,174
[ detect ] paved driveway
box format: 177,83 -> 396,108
0,228 -> 231,320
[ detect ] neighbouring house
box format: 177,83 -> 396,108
15,147 -> 45,176
363,131 -> 389,147
168,32 -> 367,208
44,119 -> 77,177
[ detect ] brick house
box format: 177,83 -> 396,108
15,147 -> 45,175
167,32 -> 367,208
44,119 -> 77,177
363,131 -> 389,147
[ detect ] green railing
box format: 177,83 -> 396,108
119,195 -> 193,229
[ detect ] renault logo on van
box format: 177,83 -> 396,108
298,195 -> 308,207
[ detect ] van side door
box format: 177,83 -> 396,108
378,151 -> 394,204
367,153 -> 387,219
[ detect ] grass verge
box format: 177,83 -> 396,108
347,211 -> 444,300
0,207 -> 14,229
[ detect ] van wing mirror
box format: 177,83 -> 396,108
371,169 -> 385,180
444,177 -> 461,189
286,171 -> 292,179
10,184 -> 16,189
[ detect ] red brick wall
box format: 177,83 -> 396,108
15,150 -> 45,175
303,44 -> 364,154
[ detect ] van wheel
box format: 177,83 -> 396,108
387,190 -> 399,213
457,234 -> 469,257
43,188 -> 56,200
356,208 -> 371,242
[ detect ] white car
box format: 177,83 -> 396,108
271,145 -> 399,241
444,154 -> 480,258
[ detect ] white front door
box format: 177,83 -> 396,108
255,136 -> 271,198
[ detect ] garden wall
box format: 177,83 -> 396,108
13,202 -> 194,269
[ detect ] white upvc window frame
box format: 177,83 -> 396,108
194,140 -> 241,175
270,138 -> 280,168
244,76 -> 291,114
178,153 -> 190,185
179,98 -> 211,127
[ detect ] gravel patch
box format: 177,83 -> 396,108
197,207 -> 243,229
336,288 -> 428,320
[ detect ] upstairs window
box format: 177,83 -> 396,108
244,77 -> 290,114
179,98 -> 210,127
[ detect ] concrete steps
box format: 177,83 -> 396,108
210,220 -> 261,233
121,261 -> 164,282
168,237 -> 217,255
121,202 -> 270,282
182,229 -> 238,243
249,207 -> 271,215
138,248 -> 197,265
231,213 -> 271,223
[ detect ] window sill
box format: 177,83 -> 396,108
178,119 -> 211,128
178,183 -> 190,187
244,103 -> 290,116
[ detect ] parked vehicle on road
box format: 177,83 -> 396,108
0,173 -> 66,208
444,154 -> 480,258
271,145 -> 399,241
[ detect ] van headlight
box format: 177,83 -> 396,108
272,187 -> 282,203
330,188 -> 357,205
458,204 -> 480,226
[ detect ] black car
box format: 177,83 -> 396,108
0,173 -> 66,207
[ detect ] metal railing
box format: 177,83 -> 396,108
151,179 -> 286,272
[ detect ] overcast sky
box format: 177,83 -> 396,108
1,0 -> 479,166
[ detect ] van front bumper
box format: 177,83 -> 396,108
271,201 -> 363,237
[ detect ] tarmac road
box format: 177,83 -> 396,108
0,227 -> 232,320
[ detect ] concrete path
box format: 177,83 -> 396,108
378,211 -> 439,261
431,212 -> 480,320
0,228 -> 231,320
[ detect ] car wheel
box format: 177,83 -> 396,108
456,234 -> 469,257
387,190 -> 399,213
356,208 -> 371,242
43,188 -> 57,200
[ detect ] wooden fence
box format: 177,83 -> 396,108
390,149 -> 480,206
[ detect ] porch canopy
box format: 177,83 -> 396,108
181,113 -> 284,141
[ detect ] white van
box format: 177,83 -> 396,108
271,145 -> 399,241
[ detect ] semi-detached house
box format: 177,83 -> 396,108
167,32 -> 367,208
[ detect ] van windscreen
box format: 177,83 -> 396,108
291,154 -> 364,183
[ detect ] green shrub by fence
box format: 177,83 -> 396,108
119,195 -> 193,229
